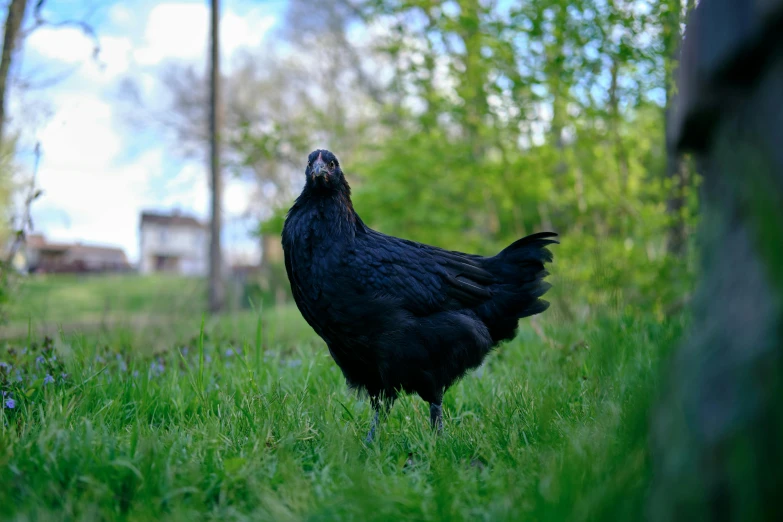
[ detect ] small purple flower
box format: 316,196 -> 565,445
60,373 -> 68,381
150,360 -> 164,377
95,355 -> 105,364
4,398 -> 15,409
225,348 -> 234,357
205,355 -> 212,364
0,361 -> 10,372
182,347 -> 189,356
132,370 -> 139,378
35,356 -> 45,367
44,374 -> 54,385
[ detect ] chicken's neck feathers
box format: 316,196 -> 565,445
285,182 -> 365,249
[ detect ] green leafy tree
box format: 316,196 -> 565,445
225,0 -> 699,314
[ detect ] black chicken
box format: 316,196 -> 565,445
282,150 -> 557,442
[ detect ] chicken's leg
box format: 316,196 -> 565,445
365,409 -> 380,444
429,402 -> 444,433
364,395 -> 393,444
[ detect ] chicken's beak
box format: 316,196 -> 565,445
311,159 -> 328,182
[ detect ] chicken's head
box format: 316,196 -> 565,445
305,149 -> 344,189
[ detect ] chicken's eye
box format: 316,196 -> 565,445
329,161 -> 336,169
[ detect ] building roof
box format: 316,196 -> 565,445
25,235 -> 129,265
140,211 -> 206,229
69,243 -> 128,261
27,234 -> 74,253
26,234 -> 47,249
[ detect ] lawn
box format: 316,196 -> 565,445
9,274 -> 212,319
3,274 -> 207,337
1,274 -> 300,349
0,275 -> 686,520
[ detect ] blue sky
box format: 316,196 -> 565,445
13,0 -> 289,264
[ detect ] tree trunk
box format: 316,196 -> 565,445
652,0 -> 783,519
208,0 -> 224,313
0,0 -> 28,149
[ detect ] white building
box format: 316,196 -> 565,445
138,211 -> 209,276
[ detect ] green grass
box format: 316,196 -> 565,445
1,275 -> 282,347
0,291 -> 687,521
2,274 -> 207,340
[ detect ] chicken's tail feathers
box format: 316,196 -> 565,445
497,231 -> 559,261
478,231 -> 558,344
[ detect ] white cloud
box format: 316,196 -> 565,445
36,96 -> 121,169
25,26 -> 134,84
221,10 -> 277,58
134,3 -> 209,65
25,26 -> 96,64
96,36 -> 135,78
134,3 -> 276,67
